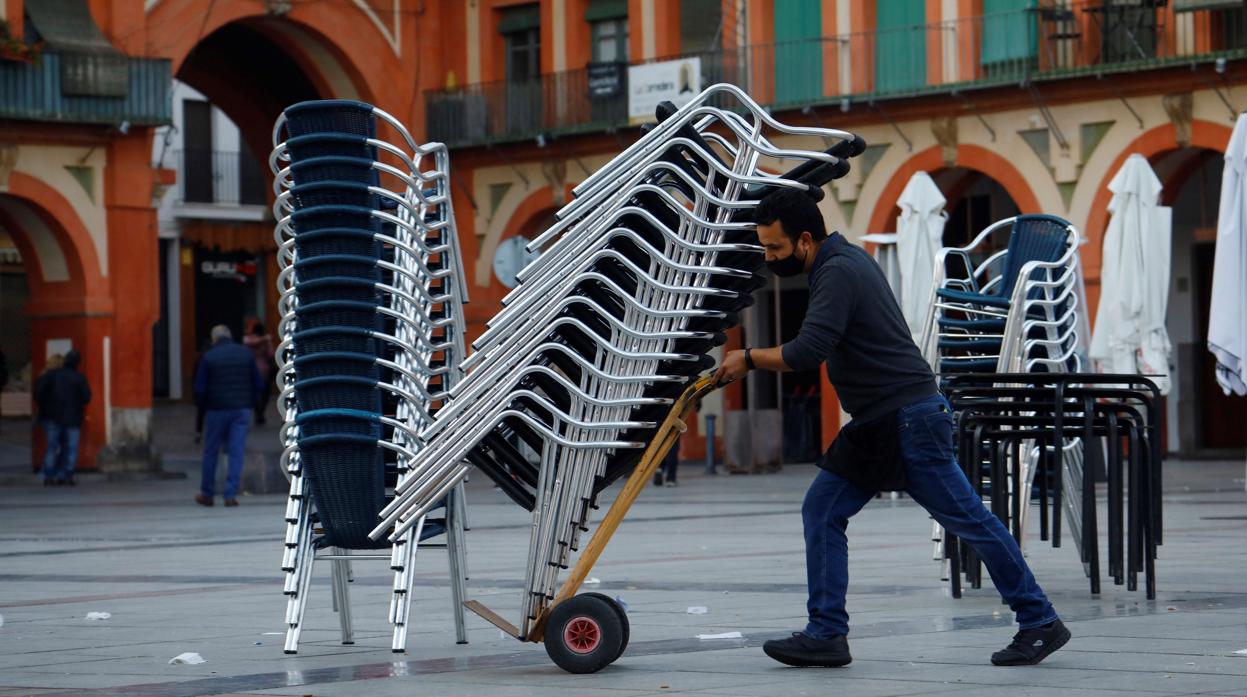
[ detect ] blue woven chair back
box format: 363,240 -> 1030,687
998,214 -> 1071,299
284,100 -> 390,550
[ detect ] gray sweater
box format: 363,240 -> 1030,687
781,233 -> 937,424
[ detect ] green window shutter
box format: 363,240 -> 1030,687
1173,0 -> 1244,11
498,4 -> 540,34
981,0 -> 1036,68
585,0 -> 627,22
875,0 -> 926,95
774,0 -> 823,105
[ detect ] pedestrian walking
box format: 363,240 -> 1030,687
33,350 -> 91,486
194,325 -> 263,507
242,321 -> 276,425
714,188 -> 1068,668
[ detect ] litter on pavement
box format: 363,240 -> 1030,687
696,631 -> 743,640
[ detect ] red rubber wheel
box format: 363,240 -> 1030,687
543,594 -> 624,673
563,616 -> 601,654
580,592 -> 629,661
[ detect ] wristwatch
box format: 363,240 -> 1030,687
744,347 -> 756,370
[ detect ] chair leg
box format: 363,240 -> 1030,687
284,521 -> 315,654
454,482 -> 470,579
390,517 -> 424,653
332,554 -> 354,645
329,558 -> 339,614
447,487 -> 469,644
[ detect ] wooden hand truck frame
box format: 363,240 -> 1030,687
461,376 -> 720,673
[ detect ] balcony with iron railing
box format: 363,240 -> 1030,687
173,149 -> 266,213
0,50 -> 171,125
427,1 -> 1247,148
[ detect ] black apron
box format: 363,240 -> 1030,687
818,409 -> 906,492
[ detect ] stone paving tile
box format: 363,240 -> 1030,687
251,683 -> 660,697
1,460 -> 1244,697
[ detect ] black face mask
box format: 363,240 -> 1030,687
766,243 -> 806,277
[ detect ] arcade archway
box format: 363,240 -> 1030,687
0,184 -> 110,471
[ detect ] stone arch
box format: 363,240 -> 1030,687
146,1 -> 416,167
0,177 -> 112,471
1080,120 -> 1233,292
3,172 -> 108,302
865,145 -> 1043,235
147,0 -> 393,106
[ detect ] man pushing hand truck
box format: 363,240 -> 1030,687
714,188 -> 1070,668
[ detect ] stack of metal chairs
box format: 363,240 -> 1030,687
917,214 -> 1092,579
942,373 -> 1163,600
369,84 -> 864,642
271,100 -> 470,653
919,214 -> 1086,378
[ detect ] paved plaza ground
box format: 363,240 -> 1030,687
1,412 -> 1245,697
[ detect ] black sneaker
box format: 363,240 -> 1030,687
991,619 -> 1070,666
763,632 -> 852,667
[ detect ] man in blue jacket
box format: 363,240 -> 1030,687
714,188 -> 1068,668
34,349 -> 91,486
194,325 -> 263,507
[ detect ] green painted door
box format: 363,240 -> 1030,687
981,0 -> 1036,76
774,0 -> 822,105
875,0 -> 926,95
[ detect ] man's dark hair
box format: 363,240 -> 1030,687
754,187 -> 827,243
64,350 -> 81,371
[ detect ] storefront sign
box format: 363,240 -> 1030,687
626,57 -> 701,124
199,259 -> 256,283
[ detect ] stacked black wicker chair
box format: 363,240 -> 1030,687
941,373 -> 1163,601
367,84 -> 865,672
271,99 -> 470,653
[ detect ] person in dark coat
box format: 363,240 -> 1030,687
194,325 -> 263,507
242,322 -> 276,426
33,350 -> 91,486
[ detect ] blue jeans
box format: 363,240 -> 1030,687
42,421 -> 81,483
802,393 -> 1058,639
201,408 -> 251,499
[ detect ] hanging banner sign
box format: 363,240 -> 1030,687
626,57 -> 701,124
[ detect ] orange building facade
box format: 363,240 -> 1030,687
2,0 -> 1244,473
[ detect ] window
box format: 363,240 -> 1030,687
773,0 -> 822,105
981,0 -> 1037,76
1098,0 -> 1158,64
506,27 -> 540,83
499,3 -> 541,83
587,0 -> 628,63
874,0 -> 926,94
680,0 -> 722,55
1212,5 -> 1247,51
498,3 -> 541,136
182,99 -> 213,204
592,18 -> 628,63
